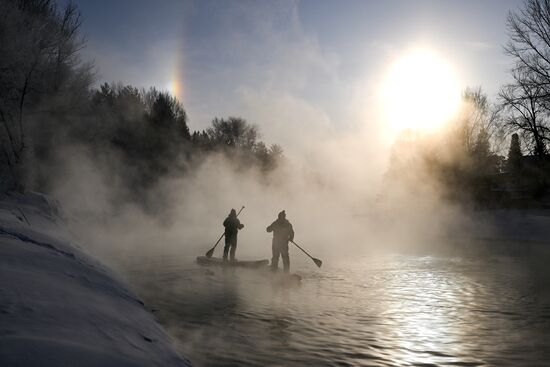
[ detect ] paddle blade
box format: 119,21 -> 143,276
313,258 -> 322,268
205,247 -> 215,258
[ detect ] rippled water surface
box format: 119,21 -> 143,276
124,250 -> 550,367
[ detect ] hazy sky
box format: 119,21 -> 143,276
70,0 -> 523,149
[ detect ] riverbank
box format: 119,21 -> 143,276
0,191 -> 191,367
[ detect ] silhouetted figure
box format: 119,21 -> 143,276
266,210 -> 294,272
223,209 -> 244,261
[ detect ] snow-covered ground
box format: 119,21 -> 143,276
0,191 -> 191,367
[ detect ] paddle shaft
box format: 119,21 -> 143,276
206,206 -> 245,256
290,240 -> 321,266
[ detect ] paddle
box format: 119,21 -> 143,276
205,206 -> 245,258
290,240 -> 322,268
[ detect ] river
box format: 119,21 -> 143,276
123,245 -> 550,367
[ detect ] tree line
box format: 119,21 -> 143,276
0,0 -> 283,196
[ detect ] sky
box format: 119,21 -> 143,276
69,0 -> 523,152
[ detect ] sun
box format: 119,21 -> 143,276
381,49 -> 461,131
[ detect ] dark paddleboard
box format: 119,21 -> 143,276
196,256 -> 269,268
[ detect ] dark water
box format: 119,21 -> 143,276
124,249 -> 550,367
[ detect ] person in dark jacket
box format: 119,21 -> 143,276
266,210 -> 294,272
223,208 -> 244,261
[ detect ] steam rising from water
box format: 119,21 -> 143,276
49,118 -> 469,273
51,135 -> 386,265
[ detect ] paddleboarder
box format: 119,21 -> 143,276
223,208 -> 244,261
266,210 -> 294,273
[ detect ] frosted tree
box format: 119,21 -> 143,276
500,0 -> 550,157
0,0 -> 92,178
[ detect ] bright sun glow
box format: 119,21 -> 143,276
381,49 -> 461,131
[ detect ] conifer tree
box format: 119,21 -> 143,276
507,133 -> 522,172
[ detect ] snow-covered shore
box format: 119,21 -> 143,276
0,192 -> 191,367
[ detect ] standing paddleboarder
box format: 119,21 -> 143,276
266,210 -> 294,273
223,209 -> 244,261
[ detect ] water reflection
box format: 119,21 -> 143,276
374,259 -> 475,365
123,252 -> 550,367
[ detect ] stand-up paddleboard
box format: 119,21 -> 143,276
196,256 -> 269,268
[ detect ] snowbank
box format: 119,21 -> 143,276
0,192 -> 191,367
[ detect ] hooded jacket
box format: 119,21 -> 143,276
266,217 -> 294,244
223,214 -> 242,237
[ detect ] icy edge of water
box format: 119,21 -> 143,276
0,191 -> 191,367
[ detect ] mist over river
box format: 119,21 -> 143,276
118,242 -> 550,367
